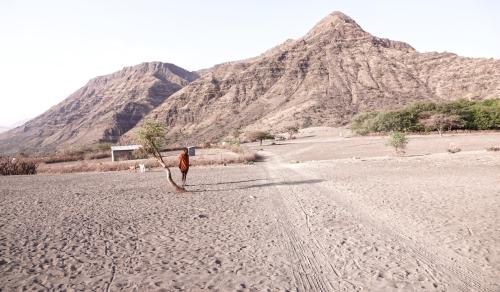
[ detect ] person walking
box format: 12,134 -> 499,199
178,147 -> 190,187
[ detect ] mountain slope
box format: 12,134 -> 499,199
130,12 -> 500,144
1,12 -> 499,153
0,62 -> 198,153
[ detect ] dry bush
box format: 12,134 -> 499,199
214,144 -> 259,162
45,148 -> 110,163
419,113 -> 464,136
219,144 -> 245,154
44,152 -> 84,164
447,143 -> 461,154
39,159 -> 165,174
0,156 -> 38,175
486,146 -> 500,152
190,151 -> 258,166
38,147 -> 259,174
84,152 -> 111,160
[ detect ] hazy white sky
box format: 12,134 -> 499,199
1,0 -> 499,126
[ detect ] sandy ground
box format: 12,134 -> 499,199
1,130 -> 499,291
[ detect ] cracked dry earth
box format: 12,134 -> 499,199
1,149 -> 499,291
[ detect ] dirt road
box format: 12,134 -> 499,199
261,151 -> 499,291
1,133 -> 499,291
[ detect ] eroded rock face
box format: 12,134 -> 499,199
133,11 -> 500,144
0,62 -> 198,153
1,12 -> 499,153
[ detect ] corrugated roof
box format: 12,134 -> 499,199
111,145 -> 142,151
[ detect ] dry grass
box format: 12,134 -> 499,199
0,156 -> 39,175
39,159 -> 161,174
191,151 -> 258,166
44,150 -> 111,164
38,149 -> 258,174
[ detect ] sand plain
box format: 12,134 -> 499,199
1,130 -> 499,291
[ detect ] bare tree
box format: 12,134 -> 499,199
419,113 -> 464,137
138,120 -> 185,192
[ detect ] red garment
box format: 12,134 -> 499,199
178,152 -> 189,172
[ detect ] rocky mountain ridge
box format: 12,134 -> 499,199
129,12 -> 499,144
0,11 -> 498,153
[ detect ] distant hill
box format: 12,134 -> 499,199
0,62 -> 198,153
0,119 -> 29,134
9,119 -> 30,129
1,11 -> 499,154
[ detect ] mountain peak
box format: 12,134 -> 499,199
305,11 -> 365,39
328,11 -> 355,21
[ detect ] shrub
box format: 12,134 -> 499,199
0,156 -> 38,175
406,101 -> 438,115
130,148 -> 149,160
447,143 -> 461,154
221,137 -> 241,147
350,98 -> 499,135
373,111 -> 415,132
350,112 -> 378,135
470,106 -> 500,130
387,132 -> 408,155
419,113 -> 464,136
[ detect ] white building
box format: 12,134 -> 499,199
110,145 -> 142,162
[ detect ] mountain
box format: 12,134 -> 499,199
0,126 -> 9,134
128,12 -> 500,144
0,62 -> 198,153
1,12 -> 499,153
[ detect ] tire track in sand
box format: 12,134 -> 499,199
262,162 -> 355,291
268,156 -> 495,292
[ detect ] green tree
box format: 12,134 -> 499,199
373,111 -> 415,132
471,104 -> 500,130
387,132 -> 408,155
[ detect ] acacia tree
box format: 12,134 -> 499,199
285,126 -> 299,139
248,131 -> 274,146
419,113 -> 464,137
138,120 -> 185,192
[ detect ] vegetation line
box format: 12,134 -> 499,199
350,99 -> 499,135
